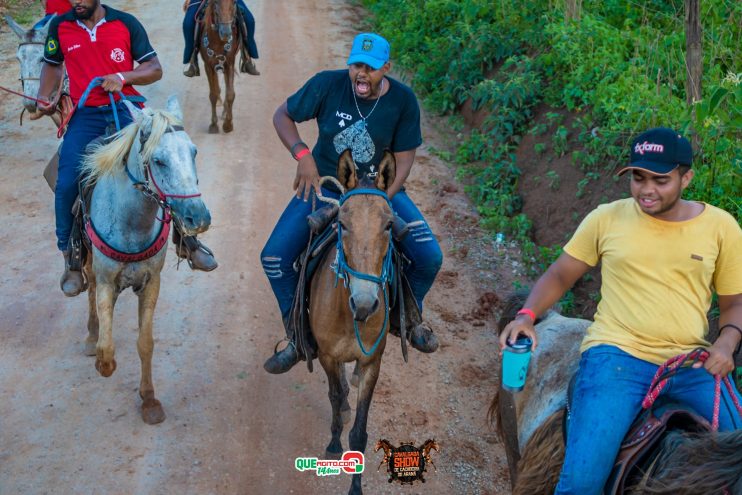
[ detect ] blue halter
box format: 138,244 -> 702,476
334,188 -> 395,356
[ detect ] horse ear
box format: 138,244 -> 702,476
122,100 -> 143,122
374,150 -> 396,192
4,15 -> 28,40
337,149 -> 358,190
166,95 -> 183,122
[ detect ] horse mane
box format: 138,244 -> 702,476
513,409 -> 564,495
81,108 -> 181,185
629,429 -> 742,494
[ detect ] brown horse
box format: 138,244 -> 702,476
489,293 -> 742,494
310,149 -> 397,495
197,0 -> 240,133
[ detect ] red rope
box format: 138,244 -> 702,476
0,84 -> 49,104
642,349 -> 742,431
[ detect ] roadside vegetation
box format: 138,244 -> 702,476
363,0 -> 740,265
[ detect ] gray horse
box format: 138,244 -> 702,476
80,97 -> 211,424
5,15 -> 68,125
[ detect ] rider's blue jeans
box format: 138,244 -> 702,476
33,14 -> 54,30
260,189 -> 443,321
182,0 -> 258,64
56,102 -> 133,252
555,344 -> 742,494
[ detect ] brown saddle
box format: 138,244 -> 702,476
604,401 -> 711,494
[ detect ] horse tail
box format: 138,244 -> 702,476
629,429 -> 742,494
513,409 -> 565,495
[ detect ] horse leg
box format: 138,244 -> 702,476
136,274 -> 165,425
319,353 -> 349,459
205,63 -> 220,134
350,360 -> 361,388
84,256 -> 98,356
347,358 -> 382,495
340,364 -> 352,424
221,63 -> 235,133
94,282 -> 118,377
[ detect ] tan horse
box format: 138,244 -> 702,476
489,293 -> 742,494
197,0 -> 240,133
310,149 -> 397,495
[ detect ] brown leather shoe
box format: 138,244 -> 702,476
60,252 -> 85,297
240,56 -> 260,76
183,61 -> 200,78
174,234 -> 218,272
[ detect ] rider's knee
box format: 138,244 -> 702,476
260,247 -> 292,280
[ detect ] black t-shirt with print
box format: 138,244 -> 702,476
286,70 -> 422,179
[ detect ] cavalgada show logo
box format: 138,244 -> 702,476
295,451 -> 364,476
375,439 -> 439,485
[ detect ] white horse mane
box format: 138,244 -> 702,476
81,108 -> 182,184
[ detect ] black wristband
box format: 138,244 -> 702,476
290,141 -> 308,160
719,323 -> 742,353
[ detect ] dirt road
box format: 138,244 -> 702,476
0,1 -> 512,493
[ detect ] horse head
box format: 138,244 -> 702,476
421,439 -> 439,455
374,439 -> 392,454
5,15 -> 52,113
212,0 -> 237,41
85,96 -> 211,236
335,149 -> 396,322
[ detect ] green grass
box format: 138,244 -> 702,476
1,0 -> 41,26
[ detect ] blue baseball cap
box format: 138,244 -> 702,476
347,33 -> 390,70
618,127 -> 693,175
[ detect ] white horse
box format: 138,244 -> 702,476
5,15 -> 68,125
80,97 -> 211,424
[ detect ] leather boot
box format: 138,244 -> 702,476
390,320 -> 439,353
183,63 -> 198,77
240,52 -> 260,76
173,229 -> 218,271
409,322 -> 439,353
60,252 -> 85,297
263,340 -> 300,374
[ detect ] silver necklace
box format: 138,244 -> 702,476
352,78 -> 385,122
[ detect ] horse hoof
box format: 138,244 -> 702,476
84,340 -> 97,357
95,358 -> 116,377
222,122 -> 233,133
208,124 -> 219,134
141,398 -> 166,425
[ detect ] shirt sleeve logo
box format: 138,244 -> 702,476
46,39 -> 58,55
110,48 -> 126,63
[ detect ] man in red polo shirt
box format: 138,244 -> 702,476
36,0 -> 217,297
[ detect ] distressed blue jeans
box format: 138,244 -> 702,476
182,0 -> 258,63
555,344 -> 742,494
56,102 -> 134,251
261,189 -> 443,320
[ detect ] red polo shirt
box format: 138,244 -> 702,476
43,6 -> 156,106
45,0 -> 71,15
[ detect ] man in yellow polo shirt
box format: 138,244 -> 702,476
499,127 -> 742,494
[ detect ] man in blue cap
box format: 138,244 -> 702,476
261,33 -> 443,373
498,127 -> 742,493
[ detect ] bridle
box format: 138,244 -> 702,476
333,188 -> 395,356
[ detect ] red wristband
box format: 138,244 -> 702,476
516,308 -> 536,322
295,148 -> 311,161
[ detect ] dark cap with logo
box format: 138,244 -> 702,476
618,127 -> 693,176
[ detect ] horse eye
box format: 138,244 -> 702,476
153,158 -> 165,167
386,220 -> 393,230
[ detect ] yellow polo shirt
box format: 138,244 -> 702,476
564,198 -> 742,364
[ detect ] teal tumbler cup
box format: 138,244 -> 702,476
502,336 -> 532,392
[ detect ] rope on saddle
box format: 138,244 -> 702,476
641,348 -> 742,431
